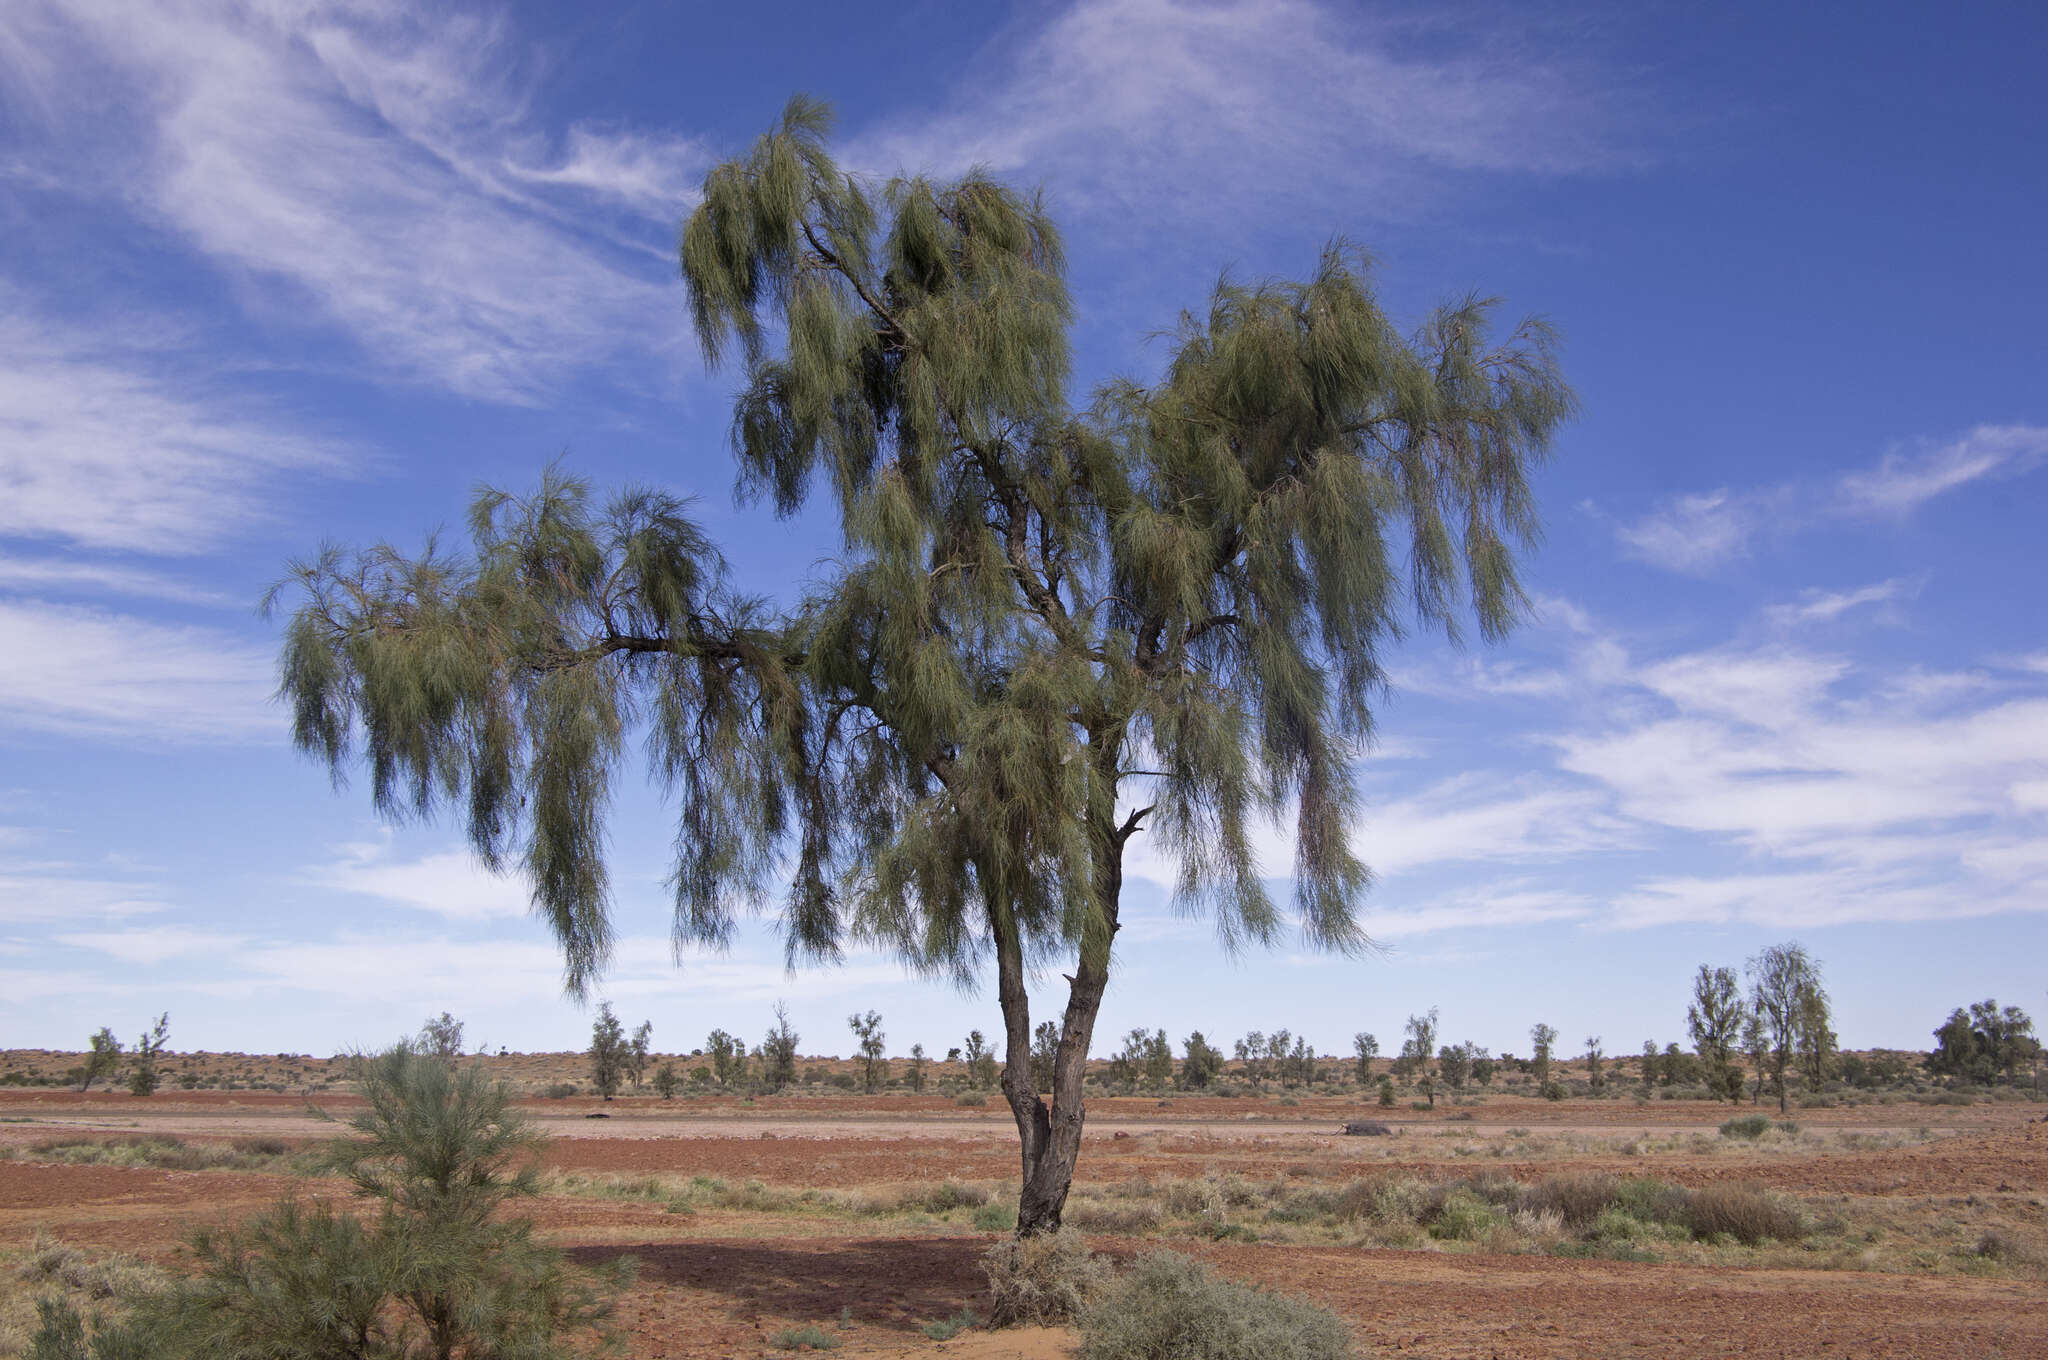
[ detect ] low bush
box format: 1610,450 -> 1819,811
921,1307 -> 981,1340
984,1230 -> 1109,1327
1518,1173 -> 1619,1231
1684,1184 -> 1804,1244
954,1091 -> 988,1107
1718,1114 -> 1772,1140
1079,1251 -> 1354,1360
770,1324 -> 840,1351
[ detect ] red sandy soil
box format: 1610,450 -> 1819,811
8,1091 -> 2047,1358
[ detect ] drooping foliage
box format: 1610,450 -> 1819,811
272,96 -> 1572,1233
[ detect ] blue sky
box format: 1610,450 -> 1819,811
2,0 -> 2043,1062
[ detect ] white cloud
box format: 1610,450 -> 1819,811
1614,489 -> 1766,574
1636,648 -> 1848,730
1763,579 -> 1910,630
0,865 -> 168,924
0,600 -> 277,742
0,302 -> 354,556
1360,886 -> 1591,939
309,839 -> 530,922
1357,776 -> 1636,877
56,924 -> 247,965
853,0 -> 1632,223
0,1 -> 694,405
1835,425 -> 2048,517
0,555 -> 231,606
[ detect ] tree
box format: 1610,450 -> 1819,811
1403,1009 -> 1439,1104
762,1002 -> 800,1091
1437,1042 -> 1469,1091
1929,1000 -> 2037,1084
1529,1023 -> 1557,1090
707,1029 -> 748,1088
1234,1031 -> 1269,1088
1741,1008 -> 1769,1105
1180,1032 -> 1223,1090
79,1027 -> 122,1093
1110,1029 -> 1150,1091
418,1011 -> 465,1061
1641,1039 -> 1660,1091
625,1020 -> 653,1091
1470,1046 -> 1496,1087
1351,1032 -> 1378,1087
41,1045 -> 627,1359
1030,1020 -> 1060,1091
129,1014 -> 169,1097
1795,983 -> 1835,1089
588,1003 -> 626,1100
1143,1030 -> 1176,1091
1747,942 -> 1824,1114
1687,964 -> 1744,1103
907,1043 -> 928,1092
964,1030 -> 997,1090
849,1010 -> 888,1093
1583,1036 -> 1604,1091
653,1062 -> 681,1100
270,99 -> 1571,1236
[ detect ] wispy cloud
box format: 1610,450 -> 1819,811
1762,579 -> 1912,630
0,600 -> 277,743
1357,776 -> 1636,877
0,1 -> 698,405
308,839 -> 529,922
1615,425 -> 2048,574
1835,425 -> 2048,517
0,555 -> 232,606
853,0 -> 1636,224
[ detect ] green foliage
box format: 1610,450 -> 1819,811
963,1030 -> 997,1090
1180,1032 -> 1223,1089
1079,1252 -> 1355,1360
78,1029 -> 121,1094
1350,1032 -> 1377,1087
1719,1113 -> 1772,1139
1748,943 -> 1828,1112
770,1324 -> 840,1351
588,1002 -> 626,1099
707,1028 -> 748,1087
1376,1077 -> 1396,1108
906,1043 -> 928,1092
272,96 -> 1571,1236
652,1063 -> 680,1100
38,1046 -> 627,1359
848,1010 -> 886,1092
1688,964 -> 1745,1102
1529,1023 -> 1556,1089
1031,1021 -> 1060,1090
921,1307 -> 981,1340
628,1020 -> 653,1089
763,1002 -> 801,1091
126,1015 -> 167,1098
1929,1000 -> 2038,1084
418,1010 -> 465,1060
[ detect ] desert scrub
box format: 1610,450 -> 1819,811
1079,1252 -> 1354,1360
18,1135 -> 305,1174
984,1229 -> 1108,1327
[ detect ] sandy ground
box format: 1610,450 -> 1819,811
5,1089 -> 2046,1358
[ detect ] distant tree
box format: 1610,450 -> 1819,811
706,1029 -> 748,1088
907,1043 -> 928,1092
762,1003 -> 800,1092
79,1027 -> 122,1093
1403,1009 -> 1439,1104
1529,1023 -> 1557,1090
1234,1031 -> 1269,1087
1748,942 -> 1824,1114
1143,1030 -> 1176,1091
1265,1029 -> 1294,1085
627,1020 -> 653,1091
588,1003 -> 626,1100
1376,1075 -> 1396,1108
1286,1034 -> 1319,1085
1469,1046 -> 1496,1087
1641,1040 -> 1660,1091
652,1062 -> 680,1100
1180,1032 -> 1224,1090
1031,1021 -> 1060,1091
1351,1032 -> 1378,1087
1795,983 -> 1835,1089
1741,1006 -> 1769,1106
1662,1041 -> 1703,1086
128,1014 -> 169,1097
1437,1043 -> 1470,1091
1687,964 -> 1745,1103
1110,1029 -> 1149,1091
964,1030 -> 997,1090
1929,1000 -> 2038,1084
946,1048 -> 963,1064
418,1012 -> 465,1062
1583,1036 -> 1604,1091
847,1011 -> 887,1093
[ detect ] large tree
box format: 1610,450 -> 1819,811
1747,942 -> 1826,1114
271,99 -> 1571,1235
1687,963 -> 1745,1103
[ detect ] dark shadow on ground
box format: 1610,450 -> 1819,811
569,1236 -> 988,1332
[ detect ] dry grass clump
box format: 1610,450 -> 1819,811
1079,1251 -> 1355,1360
20,1135 -> 299,1174
983,1229 -> 1109,1327
14,1231 -> 166,1302
1518,1173 -> 1620,1231
1684,1184 -> 1805,1245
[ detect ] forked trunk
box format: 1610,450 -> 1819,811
994,838 -> 1123,1238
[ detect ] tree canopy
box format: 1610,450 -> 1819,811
272,97 -> 1572,1232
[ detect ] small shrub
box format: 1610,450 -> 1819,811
1067,1200 -> 1162,1234
973,1202 -> 1017,1231
1341,1121 -> 1389,1137
1540,1082 -> 1566,1101
1425,1190 -> 1500,1242
540,1082 -> 579,1099
1079,1251 -> 1354,1360
770,1323 -> 840,1351
1685,1184 -> 1804,1245
1518,1173 -> 1618,1231
1719,1114 -> 1771,1140
983,1229 -> 1108,1327
921,1307 -> 981,1340
954,1091 -> 987,1107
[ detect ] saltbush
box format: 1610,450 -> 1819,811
1079,1251 -> 1354,1360
983,1229 -> 1108,1326
1718,1114 -> 1772,1140
1684,1184 -> 1804,1244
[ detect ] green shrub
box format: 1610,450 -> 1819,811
1517,1173 -> 1618,1231
1079,1251 -> 1354,1360
955,1091 -> 988,1107
973,1201 -> 1018,1231
1425,1189 -> 1500,1241
770,1324 -> 840,1350
921,1307 -> 981,1340
1719,1114 -> 1771,1140
984,1230 -> 1108,1327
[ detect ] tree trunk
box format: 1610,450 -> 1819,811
996,836 -> 1123,1238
